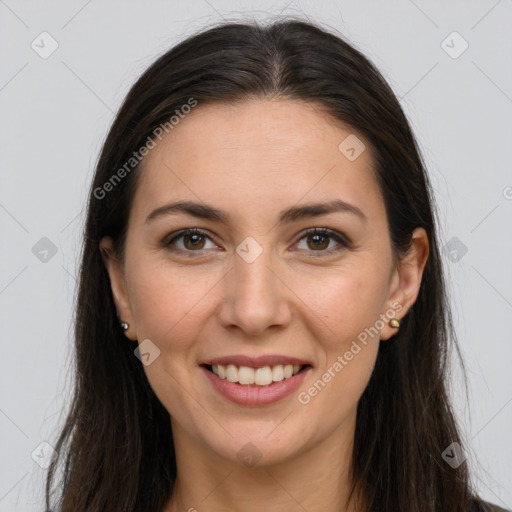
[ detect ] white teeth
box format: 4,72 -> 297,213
210,363 -> 304,386
226,364 -> 238,383
238,366 -> 255,385
255,366 -> 273,386
271,364 -> 284,382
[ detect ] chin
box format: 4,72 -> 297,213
200,420 -> 312,468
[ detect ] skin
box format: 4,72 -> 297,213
100,98 -> 429,512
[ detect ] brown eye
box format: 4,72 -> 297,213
295,228 -> 350,255
164,228 -> 218,253
183,232 -> 206,250
306,233 -> 329,251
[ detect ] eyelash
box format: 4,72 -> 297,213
163,227 -> 351,257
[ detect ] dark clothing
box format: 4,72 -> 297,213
472,499 -> 511,511
45,498 -> 512,511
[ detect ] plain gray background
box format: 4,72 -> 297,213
1,0 -> 511,510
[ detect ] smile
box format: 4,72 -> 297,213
207,363 -> 306,386
201,362 -> 312,406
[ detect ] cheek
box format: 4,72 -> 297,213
292,263 -> 390,350
128,260 -> 216,349
126,262 -> 213,421
294,270 -> 383,414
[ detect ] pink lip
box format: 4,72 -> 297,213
201,354 -> 312,367
201,365 -> 312,406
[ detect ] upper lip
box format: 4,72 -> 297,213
201,355 -> 313,368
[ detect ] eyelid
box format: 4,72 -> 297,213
163,228 -> 218,249
163,227 -> 351,255
293,227 -> 351,253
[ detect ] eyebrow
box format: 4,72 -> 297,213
145,199 -> 367,225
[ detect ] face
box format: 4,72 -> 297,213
101,98 -> 428,467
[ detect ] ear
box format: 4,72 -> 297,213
380,227 -> 429,341
99,236 -> 137,341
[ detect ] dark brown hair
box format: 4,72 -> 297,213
45,17 -> 487,512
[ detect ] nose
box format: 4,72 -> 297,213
217,242 -> 293,337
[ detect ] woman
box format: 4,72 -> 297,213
44,18 -> 509,512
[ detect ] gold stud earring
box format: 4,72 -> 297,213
389,318 -> 400,329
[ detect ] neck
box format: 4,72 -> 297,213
165,414 -> 366,512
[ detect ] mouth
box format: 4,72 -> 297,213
201,363 -> 312,387
200,361 -> 313,406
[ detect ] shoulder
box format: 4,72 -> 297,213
471,499 -> 512,512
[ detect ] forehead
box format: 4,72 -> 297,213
131,98 -> 383,227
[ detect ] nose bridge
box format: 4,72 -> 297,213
235,241 -> 276,297
219,236 -> 291,334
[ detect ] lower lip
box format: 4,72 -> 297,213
201,366 -> 311,406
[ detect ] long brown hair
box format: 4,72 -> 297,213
45,17 -> 485,511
